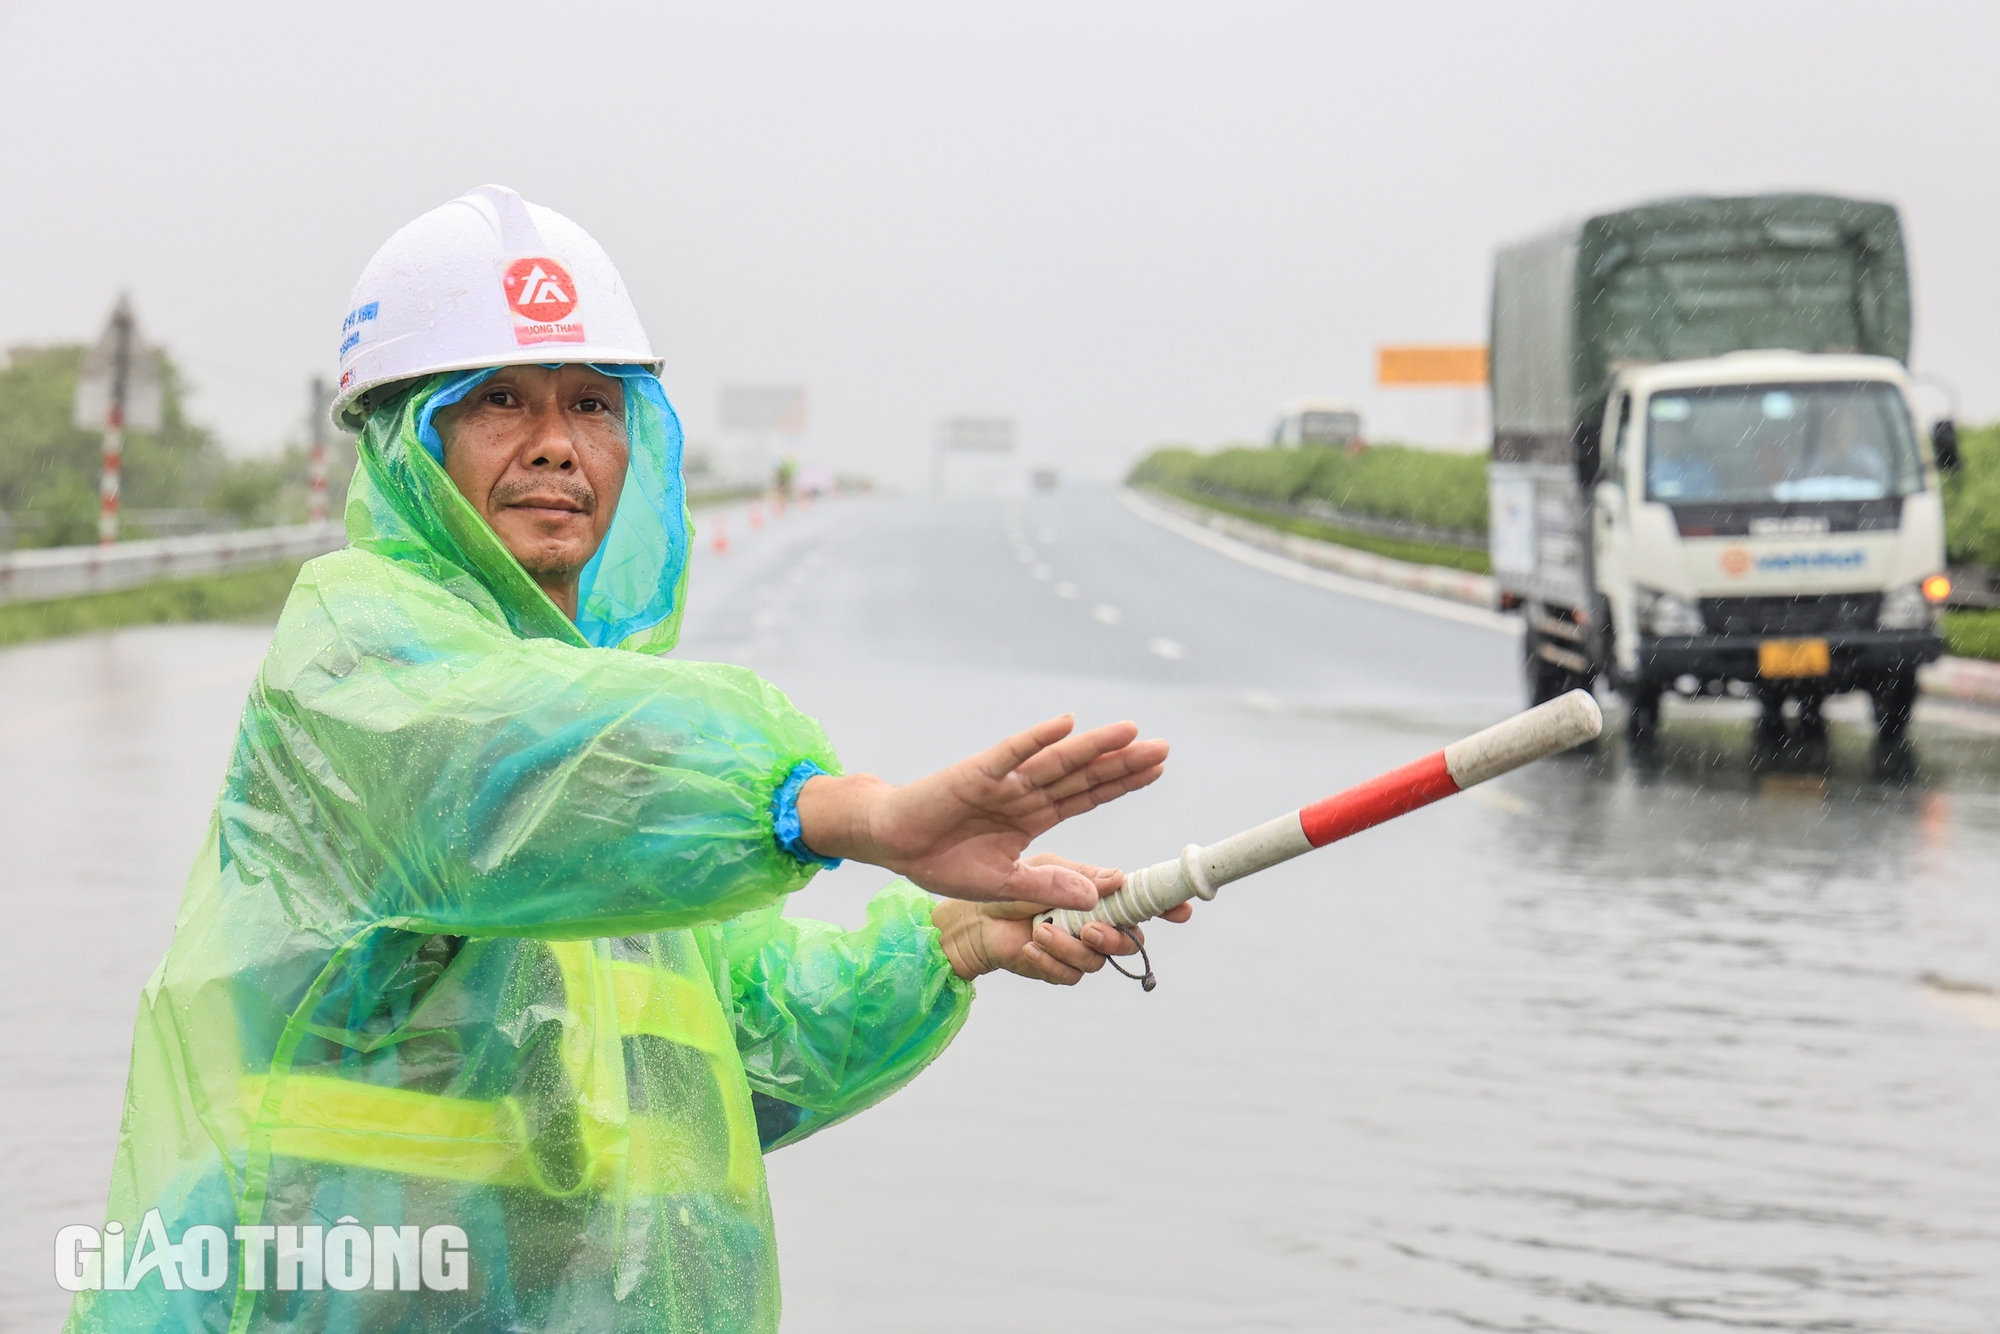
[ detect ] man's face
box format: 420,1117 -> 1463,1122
437,365 -> 628,605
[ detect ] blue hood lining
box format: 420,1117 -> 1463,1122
415,364 -> 690,650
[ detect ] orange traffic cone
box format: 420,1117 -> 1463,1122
711,517 -> 729,554
748,503 -> 764,530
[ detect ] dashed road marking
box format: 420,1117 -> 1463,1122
1093,604 -> 1121,625
1149,637 -> 1186,661
1466,785 -> 1535,816
1923,976 -> 2000,1031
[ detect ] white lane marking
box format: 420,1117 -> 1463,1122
1149,637 -> 1186,660
1037,528 -> 1056,544
1031,564 -> 1052,581
1093,604 -> 1121,625
1118,489 -> 1518,635
1467,785 -> 1536,816
1922,978 -> 2000,1031
1055,581 -> 1078,599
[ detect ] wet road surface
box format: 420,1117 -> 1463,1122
6,487 -> 2000,1331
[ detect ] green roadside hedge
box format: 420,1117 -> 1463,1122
1129,442 -> 1489,534
1134,423 -> 2000,560
1943,422 -> 2000,567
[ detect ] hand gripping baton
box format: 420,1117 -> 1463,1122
1036,690 -> 1602,950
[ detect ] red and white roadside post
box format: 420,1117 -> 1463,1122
1038,690 -> 1603,944
97,301 -> 136,545
309,376 -> 331,526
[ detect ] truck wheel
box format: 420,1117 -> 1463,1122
1753,688 -> 1789,749
1869,670 -> 1919,742
1626,684 -> 1662,741
1524,628 -> 1583,706
1796,690 -> 1828,740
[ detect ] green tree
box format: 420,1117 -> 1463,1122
1944,422 -> 2000,568
0,344 -> 226,545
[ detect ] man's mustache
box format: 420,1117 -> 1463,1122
492,476 -> 597,515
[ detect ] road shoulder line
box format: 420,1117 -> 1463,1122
1120,487 -> 1518,634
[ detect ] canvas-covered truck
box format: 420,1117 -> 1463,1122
1487,194 -> 1959,745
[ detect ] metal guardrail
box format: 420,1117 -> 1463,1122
0,524 -> 347,605
0,482 -> 782,607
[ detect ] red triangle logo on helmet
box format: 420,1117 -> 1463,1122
501,257 -> 585,345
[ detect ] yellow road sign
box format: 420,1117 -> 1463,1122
1377,345 -> 1488,386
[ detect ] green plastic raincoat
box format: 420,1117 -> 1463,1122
65,370 -> 974,1334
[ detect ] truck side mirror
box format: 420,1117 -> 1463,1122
1933,420 -> 1961,474
1573,421 -> 1603,486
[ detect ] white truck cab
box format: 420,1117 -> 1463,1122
1588,352 -> 1948,734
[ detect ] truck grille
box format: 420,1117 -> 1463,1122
1698,593 -> 1882,637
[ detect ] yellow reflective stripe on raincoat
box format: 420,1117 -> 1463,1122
544,942 -> 633,1192
240,1074 -> 534,1187
238,1075 -> 748,1197
606,958 -> 764,1198
240,944 -> 762,1199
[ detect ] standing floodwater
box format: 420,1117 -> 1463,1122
6,489 -> 1999,1331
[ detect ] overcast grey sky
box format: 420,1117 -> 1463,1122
3,1 -> 1995,484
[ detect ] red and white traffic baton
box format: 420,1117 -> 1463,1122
1037,689 -> 1602,983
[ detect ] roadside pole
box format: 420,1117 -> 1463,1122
74,295 -> 162,547
309,376 -> 331,526
97,302 -> 134,545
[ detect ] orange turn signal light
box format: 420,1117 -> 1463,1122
1922,574 -> 1953,603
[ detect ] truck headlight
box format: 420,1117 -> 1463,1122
1637,588 -> 1705,637
1878,583 -> 1938,631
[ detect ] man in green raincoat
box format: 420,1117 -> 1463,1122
64,186 -> 1181,1333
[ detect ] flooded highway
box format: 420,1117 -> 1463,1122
7,488 -> 2000,1331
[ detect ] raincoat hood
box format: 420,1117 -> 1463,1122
349,365 -> 692,654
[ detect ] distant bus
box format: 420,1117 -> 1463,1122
1271,397 -> 1363,447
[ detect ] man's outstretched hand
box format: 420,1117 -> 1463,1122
793,715 -> 1167,910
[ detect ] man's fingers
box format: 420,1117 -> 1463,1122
1075,921 -> 1140,955
1039,740 -> 1169,802
1051,762 -> 1166,821
1013,720 -> 1140,789
1019,939 -> 1085,985
1000,860 -> 1098,911
1161,903 -> 1194,923
1031,920 -> 1108,973
1023,851 -> 1124,891
973,715 -> 1076,781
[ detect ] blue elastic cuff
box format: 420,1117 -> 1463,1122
772,760 -> 842,868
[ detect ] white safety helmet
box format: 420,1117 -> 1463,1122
332,184 -> 659,431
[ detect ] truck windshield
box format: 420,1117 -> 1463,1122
1643,382 -> 1922,504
